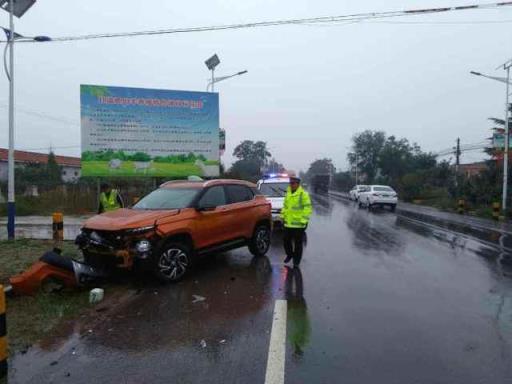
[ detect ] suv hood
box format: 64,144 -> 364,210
83,208 -> 180,231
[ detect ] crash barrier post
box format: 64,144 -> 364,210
457,199 -> 465,215
0,285 -> 7,377
52,212 -> 64,242
492,202 -> 501,221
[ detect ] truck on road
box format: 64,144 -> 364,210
311,174 -> 330,194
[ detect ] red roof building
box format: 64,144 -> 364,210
0,148 -> 81,183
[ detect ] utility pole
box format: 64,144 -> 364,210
355,152 -> 358,184
503,64 -> 511,213
455,138 -> 461,169
455,138 -> 461,190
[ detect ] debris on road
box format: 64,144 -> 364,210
89,288 -> 104,304
192,294 -> 206,303
200,339 -> 207,348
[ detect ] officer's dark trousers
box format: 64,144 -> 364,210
283,227 -> 305,265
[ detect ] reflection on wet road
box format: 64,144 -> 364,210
9,195 -> 512,384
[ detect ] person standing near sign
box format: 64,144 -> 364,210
281,176 -> 312,267
98,183 -> 124,213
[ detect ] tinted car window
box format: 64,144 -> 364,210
199,186 -> 226,207
373,186 -> 393,192
226,185 -> 254,204
134,188 -> 199,210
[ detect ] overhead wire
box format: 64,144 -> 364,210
3,1 -> 512,43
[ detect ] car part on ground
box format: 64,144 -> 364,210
9,250 -> 108,296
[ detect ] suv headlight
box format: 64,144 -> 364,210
125,225 -> 155,234
135,240 -> 151,253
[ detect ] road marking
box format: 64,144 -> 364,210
265,299 -> 287,384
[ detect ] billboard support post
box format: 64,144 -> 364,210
6,0 -> 14,239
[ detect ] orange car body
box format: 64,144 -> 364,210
76,179 -> 272,279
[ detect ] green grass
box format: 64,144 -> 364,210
82,160 -> 203,177
0,240 -> 89,353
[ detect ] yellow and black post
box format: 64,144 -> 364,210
0,285 -> 7,377
52,212 -> 64,242
457,199 -> 465,215
492,202 -> 501,221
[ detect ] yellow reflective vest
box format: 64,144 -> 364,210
280,186 -> 312,229
99,189 -> 121,212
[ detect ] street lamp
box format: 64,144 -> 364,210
204,54 -> 220,92
206,70 -> 248,92
471,65 -> 512,213
0,0 -> 45,239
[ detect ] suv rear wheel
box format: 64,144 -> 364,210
249,224 -> 271,257
154,242 -> 192,283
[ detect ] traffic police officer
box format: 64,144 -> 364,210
98,183 -> 124,213
281,176 -> 312,266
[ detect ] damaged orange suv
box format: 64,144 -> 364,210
75,179 -> 272,282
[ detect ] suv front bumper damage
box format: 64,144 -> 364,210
76,229 -> 155,270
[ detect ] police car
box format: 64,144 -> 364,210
256,174 -> 290,226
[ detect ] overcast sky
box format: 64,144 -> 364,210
0,0 -> 511,173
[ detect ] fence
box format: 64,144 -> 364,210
0,178 -> 161,216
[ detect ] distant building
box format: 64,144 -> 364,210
458,161 -> 487,178
0,148 -> 81,183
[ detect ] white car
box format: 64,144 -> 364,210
257,175 -> 289,226
358,185 -> 398,211
349,185 -> 369,201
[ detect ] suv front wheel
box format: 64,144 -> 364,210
249,225 -> 271,257
154,242 -> 191,283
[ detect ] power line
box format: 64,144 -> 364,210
0,104 -> 77,125
5,1 -> 512,44
434,140 -> 489,157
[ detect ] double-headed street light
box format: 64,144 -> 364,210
471,64 -> 512,213
0,0 -> 50,239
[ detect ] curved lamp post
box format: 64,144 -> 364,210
471,66 -> 512,214
0,0 -> 49,239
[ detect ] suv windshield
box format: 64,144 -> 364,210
133,188 -> 200,210
259,182 -> 288,197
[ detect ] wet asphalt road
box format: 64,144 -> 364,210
8,195 -> 512,384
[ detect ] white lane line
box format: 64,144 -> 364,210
265,299 -> 287,384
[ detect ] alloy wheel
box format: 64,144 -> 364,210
255,227 -> 270,253
158,248 -> 189,281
